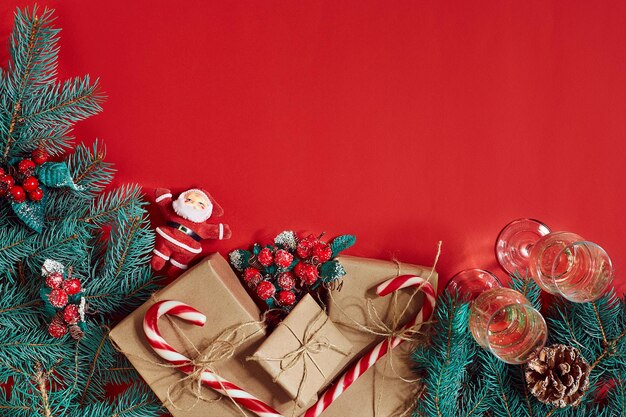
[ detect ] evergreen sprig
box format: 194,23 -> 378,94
413,275 -> 626,417
0,7 -> 163,416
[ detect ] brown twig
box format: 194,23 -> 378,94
35,362 -> 52,417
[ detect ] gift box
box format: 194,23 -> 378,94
322,255 -> 438,417
251,294 -> 352,407
110,253 -> 311,417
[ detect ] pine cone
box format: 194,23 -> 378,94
525,344 -> 590,408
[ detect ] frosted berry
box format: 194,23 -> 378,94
22,176 -> 39,192
48,288 -> 69,308
17,159 -> 36,176
29,187 -> 44,201
256,281 -> 276,300
295,263 -> 319,285
274,249 -> 294,269
296,236 -> 315,258
277,271 -> 296,290
9,185 -> 26,203
62,304 -> 80,325
32,148 -> 49,165
257,247 -> 274,267
277,290 -> 296,307
312,242 -> 332,263
45,272 -> 64,289
48,319 -> 67,338
63,278 -> 82,295
0,175 -> 15,194
243,267 -> 262,286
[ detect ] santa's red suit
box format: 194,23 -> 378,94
151,188 -> 232,277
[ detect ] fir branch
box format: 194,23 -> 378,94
34,362 -> 52,417
79,327 -> 109,406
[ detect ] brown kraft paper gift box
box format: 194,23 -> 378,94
110,253 -> 314,417
321,255 -> 439,417
251,294 -> 353,407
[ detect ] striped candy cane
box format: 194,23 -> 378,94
303,275 -> 436,417
143,300 -> 284,417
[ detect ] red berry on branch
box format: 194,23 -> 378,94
45,272 -> 64,289
258,248 -> 274,267
48,288 -> 69,308
312,242 -> 333,263
277,271 -> 296,290
32,148 -> 49,165
22,176 -> 39,192
62,304 -> 80,325
277,290 -> 296,307
296,236 -> 315,258
48,319 -> 67,338
0,174 -> 15,191
295,263 -> 319,285
9,185 -> 26,203
17,159 -> 36,176
63,278 -> 81,295
28,187 -> 44,201
243,267 -> 262,286
256,281 -> 276,301
274,249 -> 294,269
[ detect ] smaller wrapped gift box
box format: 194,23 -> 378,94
251,294 -> 353,406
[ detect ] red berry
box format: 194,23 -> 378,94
62,304 -> 80,325
45,272 -> 64,289
63,278 -> 81,295
28,187 -> 43,201
48,288 -> 69,308
257,248 -> 274,267
295,263 -> 319,285
32,148 -> 49,165
48,319 -> 67,338
277,290 -> 296,307
0,174 -> 15,190
17,159 -> 36,176
277,272 -> 296,290
312,242 -> 333,263
243,267 -> 262,286
296,236 -> 315,258
256,281 -> 276,300
9,185 -> 26,203
274,249 -> 294,269
22,176 -> 39,192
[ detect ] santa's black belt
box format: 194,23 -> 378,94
167,221 -> 202,242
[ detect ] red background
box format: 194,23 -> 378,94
1,1 -> 625,294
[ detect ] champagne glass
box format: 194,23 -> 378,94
497,219 -> 614,302
447,269 -> 547,364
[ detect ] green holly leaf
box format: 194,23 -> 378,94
330,235 -> 356,257
37,161 -> 80,190
11,198 -> 45,233
229,249 -> 252,271
319,260 -> 346,283
252,243 -> 262,256
39,288 -> 57,318
264,265 -> 278,275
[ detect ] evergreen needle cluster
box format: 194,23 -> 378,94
0,8 -> 164,416
413,274 -> 626,417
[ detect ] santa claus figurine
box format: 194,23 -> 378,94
151,188 -> 232,277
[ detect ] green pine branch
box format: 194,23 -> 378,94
0,7 -> 164,416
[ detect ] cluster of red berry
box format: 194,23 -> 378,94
242,235 -> 334,308
0,148 -> 48,203
44,270 -> 83,338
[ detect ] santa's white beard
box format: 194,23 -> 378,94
172,199 -> 212,223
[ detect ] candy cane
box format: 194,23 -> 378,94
303,275 -> 436,417
143,300 -> 284,417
